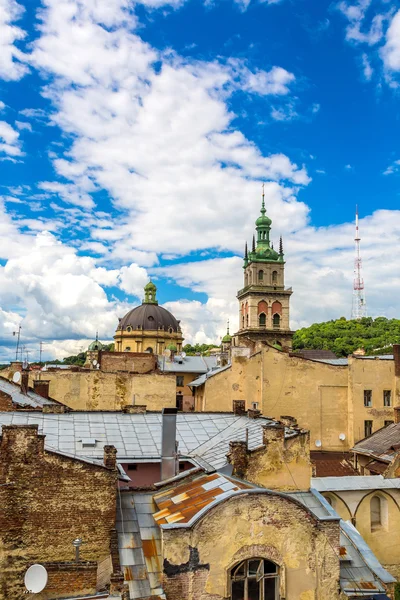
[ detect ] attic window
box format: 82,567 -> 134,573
126,326 -> 132,332
148,316 -> 154,321
80,438 -> 97,447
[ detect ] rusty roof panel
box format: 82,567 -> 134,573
153,473 -> 251,526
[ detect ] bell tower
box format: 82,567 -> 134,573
235,187 -> 294,350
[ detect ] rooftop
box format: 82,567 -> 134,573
0,376 -> 59,409
0,412 -> 299,471
311,451 -> 358,477
312,475 -> 400,492
352,422 -> 400,463
116,475 -> 395,599
157,354 -> 217,374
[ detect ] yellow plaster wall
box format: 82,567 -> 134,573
162,493 -> 341,600
348,356 -> 395,445
330,488 -> 400,578
25,371 -> 176,411
196,347 -> 397,451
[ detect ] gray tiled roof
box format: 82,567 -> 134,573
313,358 -> 349,366
0,412 -> 294,470
157,355 -> 217,374
312,475 -> 400,492
0,377 -> 58,408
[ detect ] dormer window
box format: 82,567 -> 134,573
126,326 -> 132,332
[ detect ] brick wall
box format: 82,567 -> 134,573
0,390 -> 15,411
40,562 -> 98,599
0,425 -> 117,600
100,351 -> 157,374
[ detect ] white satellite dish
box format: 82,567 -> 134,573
181,351 -> 186,358
315,439 -> 322,448
12,371 -> 21,383
339,433 -> 346,441
24,564 -> 48,593
92,359 -> 98,366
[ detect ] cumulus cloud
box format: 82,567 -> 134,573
0,120 -> 22,157
381,9 -> 400,73
383,158 -> 400,175
0,0 -> 28,81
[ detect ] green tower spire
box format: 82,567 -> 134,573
143,281 -> 158,305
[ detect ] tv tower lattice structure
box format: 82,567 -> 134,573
351,207 -> 367,320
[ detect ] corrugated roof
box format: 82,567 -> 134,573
0,376 -> 58,408
352,422 -> 400,461
312,475 -> 400,492
157,355 -> 217,374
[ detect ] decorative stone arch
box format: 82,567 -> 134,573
322,492 -> 352,521
258,300 -> 268,315
271,301 -> 282,315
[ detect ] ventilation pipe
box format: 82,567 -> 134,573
161,407 -> 178,481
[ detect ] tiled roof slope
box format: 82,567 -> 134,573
0,376 -> 59,409
311,451 -> 358,477
352,422 -> 400,463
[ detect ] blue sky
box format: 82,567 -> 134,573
0,0 -> 399,361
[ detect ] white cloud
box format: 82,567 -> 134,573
0,0 -> 28,81
15,120 -> 32,131
337,0 -> 384,45
361,52 -> 374,79
383,158 -> 400,175
381,9 -> 400,72
0,120 -> 22,156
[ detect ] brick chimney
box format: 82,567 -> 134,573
228,441 -> 248,478
20,371 -> 29,395
33,379 -> 50,399
280,415 -> 298,427
1,425 -> 45,458
103,445 -> 117,470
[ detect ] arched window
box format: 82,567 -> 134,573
259,313 -> 266,327
242,316 -> 245,328
370,496 -> 388,531
246,314 -> 249,327
273,314 -> 280,328
146,347 -> 153,353
125,347 -> 131,352
230,558 -> 279,600
258,270 -> 264,281
272,271 -> 278,283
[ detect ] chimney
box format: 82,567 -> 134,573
33,379 -> 50,399
394,407 -> 400,425
20,370 -> 29,395
228,441 -> 248,478
104,445 -> 117,469
262,423 -> 285,445
280,415 -> 298,427
394,345 -> 400,377
161,408 -> 178,481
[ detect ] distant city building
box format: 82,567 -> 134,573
114,281 -> 183,354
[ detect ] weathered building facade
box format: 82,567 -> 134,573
191,344 -> 400,451
0,424 -> 120,600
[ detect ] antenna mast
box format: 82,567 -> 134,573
351,206 -> 367,320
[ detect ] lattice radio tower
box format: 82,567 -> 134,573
351,206 -> 367,320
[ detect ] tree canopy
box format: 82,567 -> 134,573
293,317 -> 400,357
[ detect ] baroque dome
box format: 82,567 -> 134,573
118,303 -> 180,333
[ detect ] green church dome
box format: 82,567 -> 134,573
88,339 -> 103,351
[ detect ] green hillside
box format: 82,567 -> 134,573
293,317 -> 400,358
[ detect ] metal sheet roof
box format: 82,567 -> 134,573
0,376 -> 58,408
157,355 -> 217,374
0,412 -> 294,471
189,363 -> 232,387
313,358 -> 349,366
312,475 -> 400,492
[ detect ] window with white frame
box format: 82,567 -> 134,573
230,558 -> 279,600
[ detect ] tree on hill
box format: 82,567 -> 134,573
182,343 -> 219,356
293,317 -> 400,357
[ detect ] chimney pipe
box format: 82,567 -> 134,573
161,408 -> 178,481
21,371 -> 29,395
